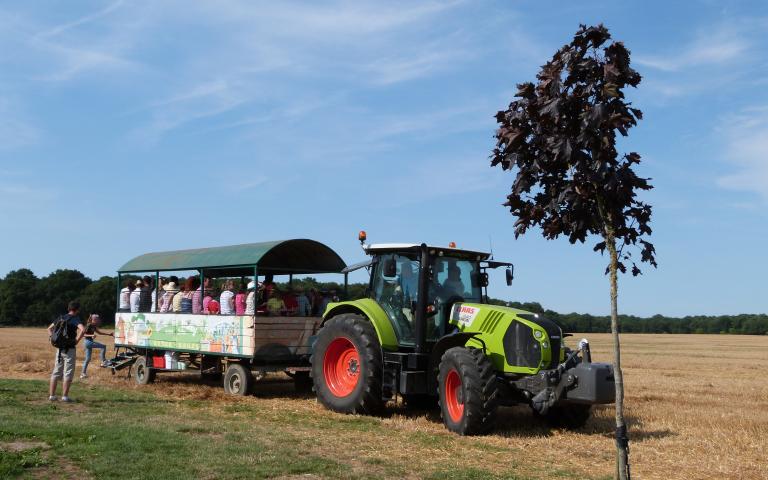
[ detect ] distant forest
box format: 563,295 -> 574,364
1,268 -> 766,335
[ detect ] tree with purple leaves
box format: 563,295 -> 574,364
491,24 -> 657,480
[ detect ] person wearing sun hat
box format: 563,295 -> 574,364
244,280 -> 258,315
129,279 -> 143,313
160,280 -> 179,312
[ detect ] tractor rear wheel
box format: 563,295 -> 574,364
311,314 -> 383,414
223,363 -> 252,396
438,347 -> 498,435
134,355 -> 155,385
538,403 -> 592,429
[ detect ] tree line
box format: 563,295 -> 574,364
0,268 -> 765,334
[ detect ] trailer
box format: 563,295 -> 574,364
112,239 -> 347,394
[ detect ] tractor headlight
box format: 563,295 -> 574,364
542,341 -> 549,349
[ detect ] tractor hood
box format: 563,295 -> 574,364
449,303 -> 565,375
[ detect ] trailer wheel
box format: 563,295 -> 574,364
134,356 -> 155,385
438,347 -> 498,435
537,404 -> 592,429
223,363 -> 252,396
311,314 -> 383,414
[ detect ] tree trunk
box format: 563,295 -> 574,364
605,232 -> 630,480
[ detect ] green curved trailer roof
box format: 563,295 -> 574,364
118,239 -> 346,276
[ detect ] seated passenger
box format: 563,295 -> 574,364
220,280 -> 235,315
244,281 -> 257,315
160,281 -> 178,312
139,276 -> 153,312
180,278 -> 199,313
208,298 -> 220,314
119,280 -> 134,312
172,284 -> 185,313
283,289 -> 298,315
235,282 -> 247,315
266,290 -> 286,316
193,277 -> 210,314
130,279 -> 143,313
295,288 -> 310,317
442,265 -> 466,297
318,292 -> 332,316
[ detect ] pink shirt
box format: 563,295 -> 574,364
235,293 -> 246,315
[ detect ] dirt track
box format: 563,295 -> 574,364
1,327 -> 767,479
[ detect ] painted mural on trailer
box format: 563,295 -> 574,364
115,313 -> 254,357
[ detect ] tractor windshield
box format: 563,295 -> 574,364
427,257 -> 483,340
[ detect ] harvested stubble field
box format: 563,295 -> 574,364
1,328 -> 766,479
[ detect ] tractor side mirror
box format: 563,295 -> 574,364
506,266 -> 514,286
383,257 -> 397,278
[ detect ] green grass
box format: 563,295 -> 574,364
0,379 -> 587,479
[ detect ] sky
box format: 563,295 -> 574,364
0,0 -> 766,317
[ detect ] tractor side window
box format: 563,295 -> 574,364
372,254 -> 419,345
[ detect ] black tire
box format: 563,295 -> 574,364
223,363 -> 252,396
134,355 -> 155,385
311,314 -> 383,414
438,347 -> 498,435
402,394 -> 439,410
292,371 -> 313,394
538,403 -> 592,429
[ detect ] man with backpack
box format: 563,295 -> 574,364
47,301 -> 86,402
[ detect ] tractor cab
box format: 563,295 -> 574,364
364,242 -> 508,349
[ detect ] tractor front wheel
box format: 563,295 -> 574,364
438,347 -> 498,435
311,314 -> 383,414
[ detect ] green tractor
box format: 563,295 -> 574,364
311,233 -> 615,435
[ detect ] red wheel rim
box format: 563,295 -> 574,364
445,368 -> 464,423
323,337 -> 360,397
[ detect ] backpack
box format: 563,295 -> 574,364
50,315 -> 77,350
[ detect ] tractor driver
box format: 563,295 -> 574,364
441,264 -> 466,298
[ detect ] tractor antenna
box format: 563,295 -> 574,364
488,235 -> 494,259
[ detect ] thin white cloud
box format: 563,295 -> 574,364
633,29 -> 751,72
716,106 -> 768,202
33,0 -> 125,40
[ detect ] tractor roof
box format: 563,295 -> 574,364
365,243 -> 491,260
